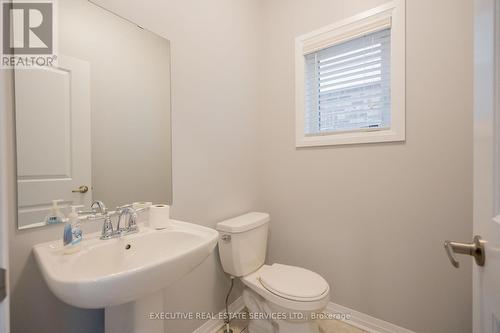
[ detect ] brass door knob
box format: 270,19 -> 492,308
72,185 -> 89,194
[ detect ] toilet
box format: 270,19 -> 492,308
216,212 -> 330,333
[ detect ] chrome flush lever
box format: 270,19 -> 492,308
444,235 -> 485,268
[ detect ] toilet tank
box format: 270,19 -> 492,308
216,212 -> 269,277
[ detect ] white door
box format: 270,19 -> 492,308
15,55 -> 92,229
472,0 -> 500,332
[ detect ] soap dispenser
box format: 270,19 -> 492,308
45,199 -> 65,225
63,205 -> 84,254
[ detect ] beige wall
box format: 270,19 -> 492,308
259,0 -> 473,332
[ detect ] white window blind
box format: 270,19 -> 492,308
304,28 -> 391,135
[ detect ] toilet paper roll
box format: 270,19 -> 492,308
149,204 -> 171,229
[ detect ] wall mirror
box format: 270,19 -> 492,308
15,0 -> 172,229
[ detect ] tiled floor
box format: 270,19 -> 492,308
317,317 -> 368,333
216,320 -> 246,333
216,310 -> 368,333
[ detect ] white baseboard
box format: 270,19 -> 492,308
192,297 -> 245,333
326,302 -> 416,333
192,297 -> 416,333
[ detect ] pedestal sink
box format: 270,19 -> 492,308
33,220 -> 219,333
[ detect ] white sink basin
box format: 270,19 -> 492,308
33,220 -> 218,309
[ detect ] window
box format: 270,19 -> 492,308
305,28 -> 391,134
295,0 -> 405,147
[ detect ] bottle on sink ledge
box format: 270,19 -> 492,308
45,199 -> 65,225
63,205 -> 84,254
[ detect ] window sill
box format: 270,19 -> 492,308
296,128 -> 405,147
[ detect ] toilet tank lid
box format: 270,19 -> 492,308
216,212 -> 270,233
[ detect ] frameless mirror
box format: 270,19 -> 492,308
15,0 -> 172,229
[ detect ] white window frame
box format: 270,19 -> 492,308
295,0 -> 405,147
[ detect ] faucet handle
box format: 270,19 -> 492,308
127,213 -> 138,231
100,215 -> 115,239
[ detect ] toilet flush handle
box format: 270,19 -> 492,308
221,234 -> 231,242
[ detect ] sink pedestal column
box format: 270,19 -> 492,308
105,292 -> 164,333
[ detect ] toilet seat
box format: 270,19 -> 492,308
259,264 -> 329,302
241,264 -> 330,313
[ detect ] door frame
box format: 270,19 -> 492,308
0,67 -> 14,333
473,0 -> 500,332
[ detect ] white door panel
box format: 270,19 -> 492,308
15,67 -> 72,178
15,55 -> 92,229
473,0 -> 500,332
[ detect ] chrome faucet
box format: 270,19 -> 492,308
78,200 -> 147,240
91,201 -> 114,239
77,200 -> 116,240
116,207 -> 139,236
78,200 -> 143,240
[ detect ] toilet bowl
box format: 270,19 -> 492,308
216,212 -> 330,333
